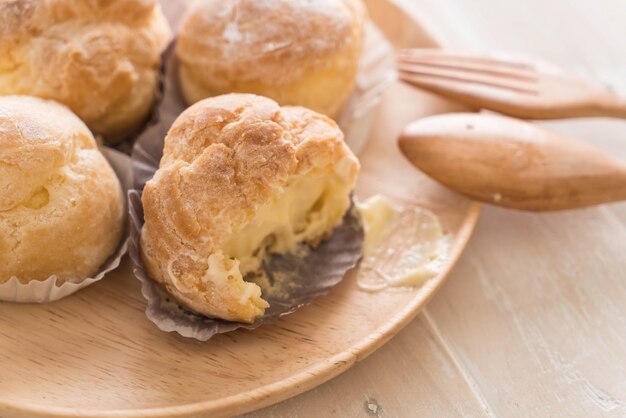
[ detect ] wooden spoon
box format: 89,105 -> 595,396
398,113 -> 626,211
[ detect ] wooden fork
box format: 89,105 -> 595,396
397,49 -> 626,120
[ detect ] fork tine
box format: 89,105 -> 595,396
398,49 -> 536,73
398,54 -> 537,82
398,62 -> 538,94
398,69 -> 528,105
398,69 -> 537,96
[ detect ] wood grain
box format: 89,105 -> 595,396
0,1 -> 479,417
250,0 -> 626,416
246,315 -> 489,418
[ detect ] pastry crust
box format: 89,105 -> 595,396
141,94 -> 360,323
0,96 -> 124,283
176,0 -> 366,118
0,0 -> 171,143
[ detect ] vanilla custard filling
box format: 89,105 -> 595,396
358,194 -> 399,256
223,171 -> 351,276
174,170 -> 352,313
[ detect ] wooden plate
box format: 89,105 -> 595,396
0,1 -> 480,417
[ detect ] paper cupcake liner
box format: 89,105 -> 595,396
339,21 -> 397,153
129,117 -> 364,341
125,21 -> 396,340
129,191 -> 363,341
0,148 -> 133,303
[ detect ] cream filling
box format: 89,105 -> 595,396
356,195 -> 450,292
190,171 -> 352,311
223,172 -> 351,276
357,194 -> 399,256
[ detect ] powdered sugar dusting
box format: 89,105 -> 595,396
202,0 -> 354,59
222,21 -> 242,43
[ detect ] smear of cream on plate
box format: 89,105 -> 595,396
356,195 -> 450,292
358,194 -> 399,256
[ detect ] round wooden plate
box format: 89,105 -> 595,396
0,1 -> 480,417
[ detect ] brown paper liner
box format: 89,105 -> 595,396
129,191 -> 363,340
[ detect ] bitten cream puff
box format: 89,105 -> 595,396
140,93 -> 360,323
176,0 -> 366,118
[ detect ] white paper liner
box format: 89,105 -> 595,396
339,21 -> 397,153
0,148 -> 133,303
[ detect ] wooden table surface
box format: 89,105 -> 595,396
246,0 -> 626,416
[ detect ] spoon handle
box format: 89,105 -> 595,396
595,91 -> 626,119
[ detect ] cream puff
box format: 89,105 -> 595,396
0,0 -> 171,143
0,96 -> 124,283
140,93 -> 360,323
176,0 -> 366,118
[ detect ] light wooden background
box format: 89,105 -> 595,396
246,0 -> 626,416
